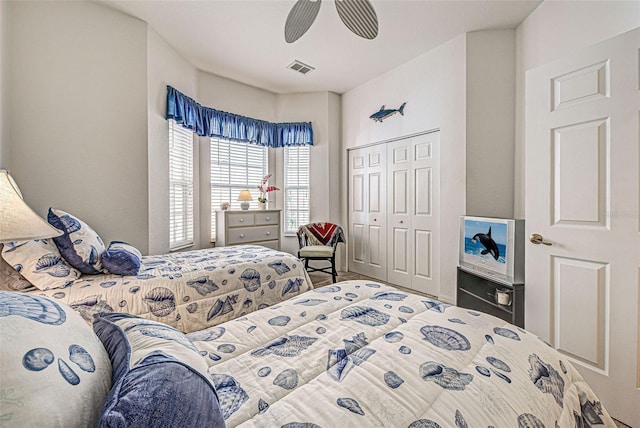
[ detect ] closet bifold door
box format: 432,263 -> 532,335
387,132 -> 440,296
348,145 -> 387,281
387,139 -> 412,288
410,132 -> 439,297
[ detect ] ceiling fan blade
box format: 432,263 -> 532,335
285,0 -> 322,43
335,0 -> 378,40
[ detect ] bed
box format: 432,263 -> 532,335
26,245 -> 313,333
0,279 -> 614,427
187,280 -> 614,427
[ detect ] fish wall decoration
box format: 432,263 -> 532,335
369,102 -> 407,122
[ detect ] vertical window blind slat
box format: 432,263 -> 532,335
284,146 -> 310,233
169,119 -> 194,250
210,138 -> 268,240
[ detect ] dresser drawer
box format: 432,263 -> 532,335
255,212 -> 279,225
228,225 -> 279,244
227,213 -> 255,227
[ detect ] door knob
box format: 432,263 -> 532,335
529,233 -> 552,246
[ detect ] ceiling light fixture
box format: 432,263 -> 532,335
285,0 -> 379,43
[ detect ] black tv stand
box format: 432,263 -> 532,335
456,266 -> 524,328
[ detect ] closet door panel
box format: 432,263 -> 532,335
349,150 -> 369,276
387,139 -> 412,287
365,145 -> 387,280
411,133 -> 440,296
414,229 -> 432,280
352,223 -> 365,264
348,145 -> 387,280
368,225 -> 384,268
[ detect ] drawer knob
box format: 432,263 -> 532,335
265,217 -> 270,221
239,234 -> 245,238
240,218 -> 244,222
266,232 -> 271,236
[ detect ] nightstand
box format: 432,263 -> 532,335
215,210 -> 281,250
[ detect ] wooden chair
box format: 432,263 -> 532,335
296,222 -> 345,283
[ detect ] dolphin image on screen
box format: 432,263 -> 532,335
471,226 -> 500,261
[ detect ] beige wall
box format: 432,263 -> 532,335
514,1 -> 640,217
147,27 -> 198,254
3,1 -> 333,257
341,30 -> 517,301
275,92 -> 342,264
8,1 -> 149,252
466,30 -> 515,219
0,1 -> 8,169
342,35 -> 467,302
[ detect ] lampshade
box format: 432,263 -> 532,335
237,190 -> 253,202
0,169 -> 62,243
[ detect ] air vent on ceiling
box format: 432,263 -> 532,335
287,60 -> 315,75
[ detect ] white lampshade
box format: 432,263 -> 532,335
237,189 -> 253,202
0,169 -> 62,243
237,189 -> 252,211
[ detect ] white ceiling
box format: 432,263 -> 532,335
96,0 -> 542,94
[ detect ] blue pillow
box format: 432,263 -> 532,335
102,241 -> 142,276
48,208 -> 105,275
93,313 -> 226,428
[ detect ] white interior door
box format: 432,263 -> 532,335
387,138 -> 412,288
349,148 -> 368,276
386,131 -> 440,295
348,145 -> 387,280
411,131 -> 439,296
525,28 -> 639,426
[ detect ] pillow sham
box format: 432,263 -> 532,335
48,208 -> 105,274
93,313 -> 226,428
102,241 -> 142,276
0,291 -> 112,427
1,239 -> 81,291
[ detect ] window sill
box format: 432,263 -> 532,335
170,243 -> 194,252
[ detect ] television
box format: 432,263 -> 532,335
459,216 -> 524,284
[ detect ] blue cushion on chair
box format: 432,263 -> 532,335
48,208 -> 105,275
102,241 -> 142,276
93,313 -> 226,428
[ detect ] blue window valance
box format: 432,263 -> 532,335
166,86 -> 313,147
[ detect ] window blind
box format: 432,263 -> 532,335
210,138 -> 268,240
284,145 -> 310,233
169,119 -> 194,250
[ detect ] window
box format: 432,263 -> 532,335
284,145 -> 310,233
169,120 -> 194,250
210,138 -> 268,240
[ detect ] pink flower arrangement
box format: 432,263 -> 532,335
257,174 -> 279,203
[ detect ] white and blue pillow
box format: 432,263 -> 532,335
48,208 -> 105,275
1,239 -> 81,291
93,313 -> 226,427
0,291 -> 112,427
102,241 -> 142,276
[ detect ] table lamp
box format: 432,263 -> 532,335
237,189 -> 253,211
0,169 -> 62,243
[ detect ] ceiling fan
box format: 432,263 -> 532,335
285,0 -> 379,43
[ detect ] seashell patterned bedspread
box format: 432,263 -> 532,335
27,245 -> 313,333
190,280 -> 615,427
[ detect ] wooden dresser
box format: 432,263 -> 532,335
215,210 -> 281,250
